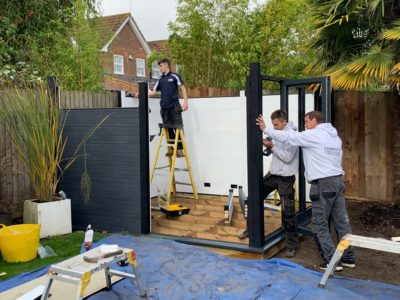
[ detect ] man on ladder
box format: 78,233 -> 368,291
149,57 -> 188,158
138,58 -> 197,215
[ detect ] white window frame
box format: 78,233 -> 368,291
113,55 -> 124,75
151,62 -> 162,79
136,58 -> 145,77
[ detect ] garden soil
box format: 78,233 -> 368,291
275,200 -> 400,286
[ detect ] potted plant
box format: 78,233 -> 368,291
0,85 -> 107,238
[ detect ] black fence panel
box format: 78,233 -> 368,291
60,108 -> 142,233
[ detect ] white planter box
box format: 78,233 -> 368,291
23,199 -> 72,238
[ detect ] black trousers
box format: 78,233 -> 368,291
160,103 -> 183,150
263,172 -> 299,249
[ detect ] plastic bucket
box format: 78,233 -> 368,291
0,224 -> 40,263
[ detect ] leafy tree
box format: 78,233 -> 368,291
168,0 -> 255,89
251,0 -> 316,82
0,0 -> 105,91
305,0 -> 400,90
167,0 -> 315,90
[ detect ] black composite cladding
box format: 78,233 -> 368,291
59,108 -> 142,233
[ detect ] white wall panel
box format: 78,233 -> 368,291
149,92 -> 314,200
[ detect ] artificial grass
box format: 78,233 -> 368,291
0,231 -> 109,281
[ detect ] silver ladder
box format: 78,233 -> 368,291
319,234 -> 400,288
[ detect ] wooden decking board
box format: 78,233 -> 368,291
151,194 -> 285,253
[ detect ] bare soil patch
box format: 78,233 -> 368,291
276,200 -> 400,286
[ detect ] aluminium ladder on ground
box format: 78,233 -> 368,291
318,234 -> 400,288
150,123 -> 198,202
40,246 -> 146,300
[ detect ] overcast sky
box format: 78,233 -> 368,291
99,0 -> 266,41
99,0 -> 177,41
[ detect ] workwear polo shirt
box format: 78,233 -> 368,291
153,71 -> 184,108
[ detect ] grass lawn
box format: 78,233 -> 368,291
0,231 -> 109,281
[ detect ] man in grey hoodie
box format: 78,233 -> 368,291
256,110 -> 355,271
239,110 -> 299,258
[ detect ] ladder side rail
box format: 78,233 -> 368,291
179,129 -> 198,199
346,234 -> 400,254
150,128 -> 165,183
166,129 -> 179,201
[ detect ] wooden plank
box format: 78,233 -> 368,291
385,93 -> 400,201
385,93 -> 394,201
0,122 -> 5,214
79,91 -> 84,108
151,224 -> 193,237
371,95 -> 381,199
364,92 -> 374,199
0,271 -> 123,300
377,92 -> 387,200
111,92 -> 119,107
350,91 -> 359,197
357,92 -> 366,199
155,217 -> 214,232
343,91 -> 354,196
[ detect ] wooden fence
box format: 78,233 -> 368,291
187,87 -> 238,97
333,90 -> 400,203
59,90 -> 119,109
0,125 -> 31,219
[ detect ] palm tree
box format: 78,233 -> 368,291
306,1 -> 400,206
305,0 -> 400,90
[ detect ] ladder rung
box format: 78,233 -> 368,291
174,181 -> 192,186
155,165 -> 170,170
174,168 -> 188,172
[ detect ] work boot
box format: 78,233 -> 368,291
176,149 -> 184,157
165,151 -> 173,157
285,248 -> 296,258
238,229 -> 248,239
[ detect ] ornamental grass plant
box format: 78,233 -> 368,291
0,85 -> 107,202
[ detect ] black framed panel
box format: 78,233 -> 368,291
139,82 -> 150,234
246,62 -> 331,249
60,108 -> 143,233
246,63 -> 265,248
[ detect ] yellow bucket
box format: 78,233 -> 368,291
0,224 -> 40,263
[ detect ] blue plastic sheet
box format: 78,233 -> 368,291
1,234 -> 399,299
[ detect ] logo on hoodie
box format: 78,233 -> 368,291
324,147 -> 341,156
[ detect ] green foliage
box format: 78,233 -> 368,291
251,0 -> 316,90
306,0 -> 400,90
168,0 -> 315,90
0,0 -> 104,91
0,85 -> 109,202
168,0 -> 255,89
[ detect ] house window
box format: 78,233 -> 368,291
113,55 -> 124,74
152,62 -> 162,79
136,58 -> 145,77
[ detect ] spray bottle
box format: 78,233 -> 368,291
84,224 -> 94,251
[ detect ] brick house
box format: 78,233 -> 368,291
95,13 -> 152,93
94,13 -> 181,93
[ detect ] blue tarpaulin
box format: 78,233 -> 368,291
1,234 -> 399,299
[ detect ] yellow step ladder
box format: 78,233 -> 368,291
150,123 -> 198,215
